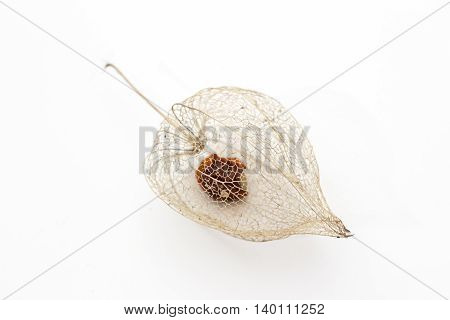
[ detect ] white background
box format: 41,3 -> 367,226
0,0 -> 449,300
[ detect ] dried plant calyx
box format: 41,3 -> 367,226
105,63 -> 350,241
145,87 -> 351,241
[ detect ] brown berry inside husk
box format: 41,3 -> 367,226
195,154 -> 248,203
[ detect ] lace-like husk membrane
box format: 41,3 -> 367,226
145,87 -> 350,241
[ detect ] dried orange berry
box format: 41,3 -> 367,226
195,154 -> 248,203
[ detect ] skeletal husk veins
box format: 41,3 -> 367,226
144,86 -> 351,241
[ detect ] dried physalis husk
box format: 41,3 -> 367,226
144,87 -> 351,241
106,64 -> 350,241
